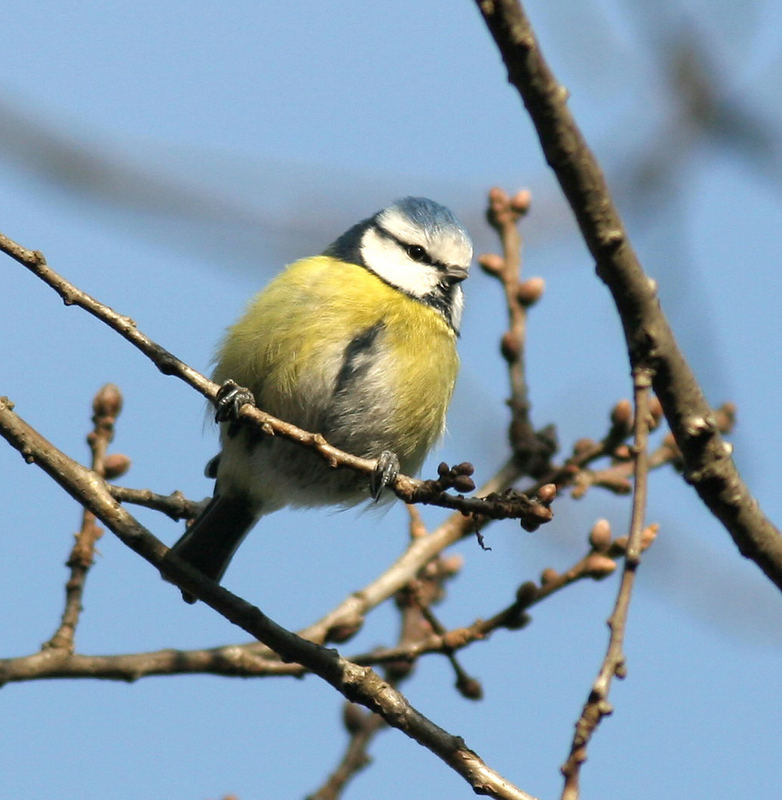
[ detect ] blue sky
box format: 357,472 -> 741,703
2,2 -> 782,799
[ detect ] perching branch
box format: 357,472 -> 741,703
474,0 -> 782,590
0,230 -> 553,531
0,396 -> 537,800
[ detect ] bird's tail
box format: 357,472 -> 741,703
167,494 -> 258,603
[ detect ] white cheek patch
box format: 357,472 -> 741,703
376,205 -> 473,273
359,227 -> 442,297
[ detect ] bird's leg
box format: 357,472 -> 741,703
370,450 -> 400,501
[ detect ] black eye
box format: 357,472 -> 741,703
406,244 -> 428,263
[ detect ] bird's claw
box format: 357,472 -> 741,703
214,380 -> 255,424
370,450 -> 400,501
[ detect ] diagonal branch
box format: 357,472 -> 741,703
474,0 -> 782,590
0,397 -> 537,800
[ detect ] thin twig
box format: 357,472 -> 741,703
0,387 -> 680,686
107,485 -> 203,520
44,385 -> 122,651
307,705 -> 386,800
480,188 -> 554,476
559,369 -> 653,800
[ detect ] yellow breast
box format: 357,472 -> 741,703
214,256 -> 459,473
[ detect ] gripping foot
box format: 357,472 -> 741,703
370,450 -> 400,501
214,380 -> 255,425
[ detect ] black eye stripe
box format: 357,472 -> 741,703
375,224 -> 454,272
359,222 -> 464,333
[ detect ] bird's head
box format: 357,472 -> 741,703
325,197 -> 473,332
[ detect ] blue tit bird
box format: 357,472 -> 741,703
169,197 -> 473,601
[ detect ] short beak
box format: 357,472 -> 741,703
444,264 -> 469,284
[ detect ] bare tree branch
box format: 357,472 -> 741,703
352,521 -> 657,669
43,384 -> 123,651
307,542 -> 462,800
307,703 -> 386,800
0,515 -> 657,687
559,368 -> 653,799
479,187 -> 554,476
0,397 -> 537,800
0,642 -> 304,684
474,0 -> 782,590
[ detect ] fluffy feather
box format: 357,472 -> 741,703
168,198 -> 471,600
